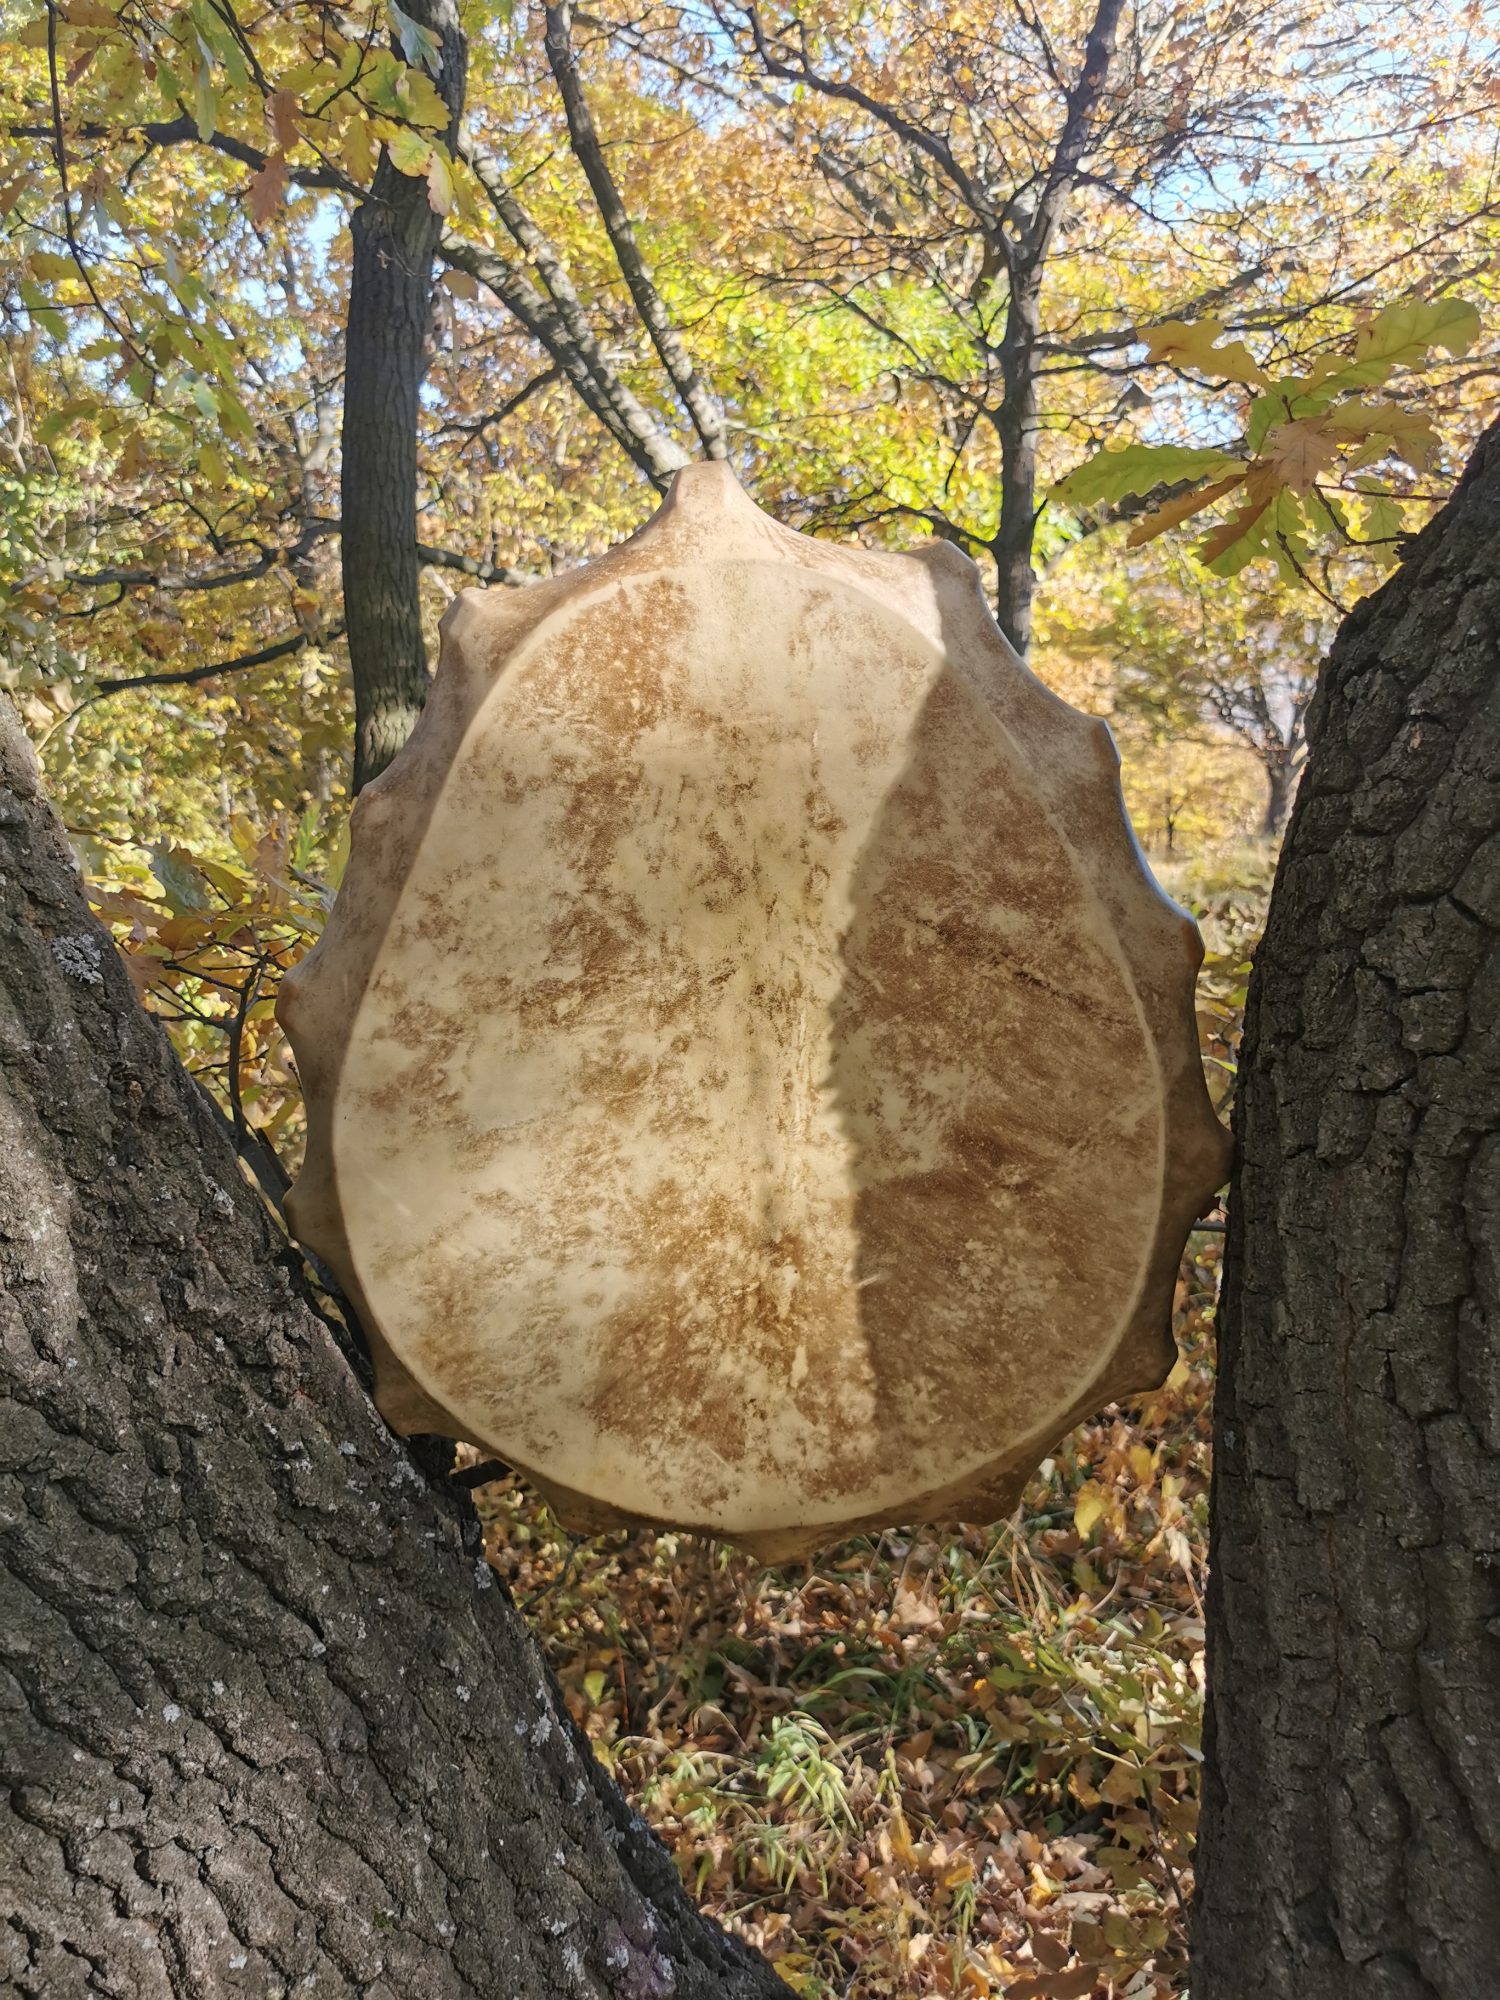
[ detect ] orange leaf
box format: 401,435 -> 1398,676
1194,494 -> 1271,567
1261,417 -> 1339,493
1125,471 -> 1244,545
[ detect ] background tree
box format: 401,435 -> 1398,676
342,0 -> 467,785
1196,418 -> 1500,1994
632,0 -> 1500,647
1041,549 -> 1334,837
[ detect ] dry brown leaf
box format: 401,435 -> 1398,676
1194,494 -> 1272,566
1261,417 -> 1340,493
248,153 -> 288,228
1003,1965 -> 1098,1998
268,89 -> 299,151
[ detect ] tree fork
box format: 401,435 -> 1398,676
1196,420 -> 1500,1994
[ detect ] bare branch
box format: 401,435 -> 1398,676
90,621 -> 346,696
544,2 -> 728,459
434,365 -> 563,446
416,543 -> 537,588
740,5 -> 1005,257
1022,0 -> 1127,269
444,158 -> 688,486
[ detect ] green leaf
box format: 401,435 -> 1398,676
216,387 -> 257,440
193,57 -> 219,141
386,127 -> 433,177
1051,445 -> 1241,509
18,280 -> 66,342
149,846 -> 213,914
37,399 -> 100,446
388,1 -> 442,75
1353,479 -> 1404,548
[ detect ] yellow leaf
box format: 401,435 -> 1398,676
1142,314 -> 1266,386
1099,1757 -> 1141,1806
425,145 -> 454,216
1073,1481 -> 1108,1540
1324,399 -> 1440,473
386,127 -> 432,178
29,251 -> 77,282
343,114 -> 378,184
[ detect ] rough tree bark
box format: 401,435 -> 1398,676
1196,420 -> 1500,1995
0,701 -> 788,1996
342,0 -> 466,791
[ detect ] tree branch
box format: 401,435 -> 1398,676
434,364 -> 563,445
1038,263 -> 1270,357
8,114 -> 353,192
57,518 -> 340,597
740,4 -> 1004,255
416,542 -> 537,587
90,621 -> 346,696
1022,0 -> 1126,269
442,161 -> 688,486
543,2 -> 728,460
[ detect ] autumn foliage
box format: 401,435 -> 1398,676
3,0 -> 1498,1992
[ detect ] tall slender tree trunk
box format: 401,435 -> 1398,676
0,697 -> 788,1997
1195,420 -> 1500,1995
993,280 -> 1042,657
342,0 -> 466,791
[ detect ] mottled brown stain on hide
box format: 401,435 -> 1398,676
282,464 -> 1231,1556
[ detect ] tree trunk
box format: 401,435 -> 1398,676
342,0 -> 466,792
993,280 -> 1042,658
1195,421 -> 1500,1995
0,699 -> 788,1997
1258,741 -> 1300,840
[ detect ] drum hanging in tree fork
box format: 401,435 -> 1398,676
278,464 -> 1230,1563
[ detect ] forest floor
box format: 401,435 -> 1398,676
477,850 -> 1272,2000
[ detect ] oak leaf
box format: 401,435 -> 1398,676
249,153 -> 288,227
1261,418 -> 1339,493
